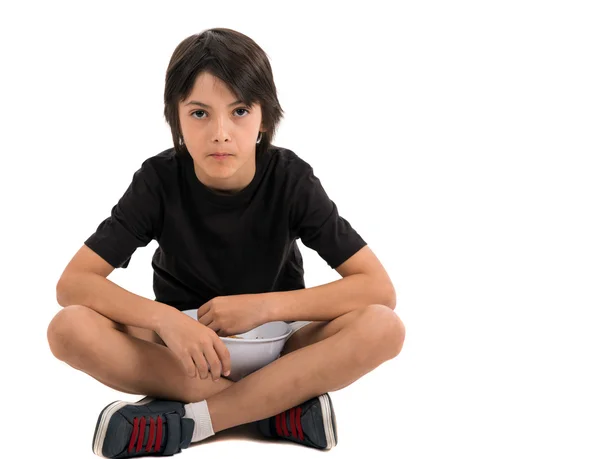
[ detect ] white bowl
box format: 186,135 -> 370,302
181,309 -> 293,381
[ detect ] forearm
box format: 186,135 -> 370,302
56,272 -> 174,331
264,274 -> 396,322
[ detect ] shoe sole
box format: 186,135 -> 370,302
92,396 -> 154,457
318,393 -> 337,450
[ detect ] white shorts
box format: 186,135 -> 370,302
287,320 -> 313,338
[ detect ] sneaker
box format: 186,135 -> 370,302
257,393 -> 338,450
92,396 -> 194,458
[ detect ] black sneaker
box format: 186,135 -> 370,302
257,393 -> 338,450
92,396 -> 194,458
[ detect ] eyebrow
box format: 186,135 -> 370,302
184,99 -> 244,108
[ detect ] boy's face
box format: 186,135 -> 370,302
178,71 -> 265,194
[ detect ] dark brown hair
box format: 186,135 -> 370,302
163,28 -> 285,158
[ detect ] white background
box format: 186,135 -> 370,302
1,0 -> 599,458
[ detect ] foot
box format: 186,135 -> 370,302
257,393 -> 338,450
92,396 -> 194,458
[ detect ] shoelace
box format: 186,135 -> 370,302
128,415 -> 164,454
275,406 -> 305,440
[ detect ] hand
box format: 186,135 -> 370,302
155,308 -> 231,381
197,294 -> 270,337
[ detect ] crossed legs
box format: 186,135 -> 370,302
47,303 -> 405,433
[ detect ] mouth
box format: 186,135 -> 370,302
209,153 -> 233,161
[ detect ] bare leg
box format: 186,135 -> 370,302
47,305 -> 233,403
206,304 -> 405,433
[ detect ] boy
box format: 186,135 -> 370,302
48,28 -> 405,457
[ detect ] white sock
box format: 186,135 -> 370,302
183,400 -> 215,443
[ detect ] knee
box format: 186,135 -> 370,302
47,305 -> 103,362
356,304 -> 406,361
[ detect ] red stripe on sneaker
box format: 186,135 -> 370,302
136,416 -> 146,452
290,408 -> 297,438
281,412 -> 289,437
128,417 -> 139,452
146,417 -> 156,452
296,407 -> 304,440
276,413 -> 283,436
155,416 -> 163,452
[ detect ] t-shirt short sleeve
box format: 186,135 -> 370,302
290,165 -> 367,269
84,160 -> 163,269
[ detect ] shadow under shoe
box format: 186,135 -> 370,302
92,396 -> 194,458
257,393 -> 338,450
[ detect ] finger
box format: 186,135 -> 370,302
203,345 -> 223,381
213,337 -> 232,377
206,320 -> 220,333
180,354 -> 197,378
197,303 -> 209,320
198,311 -> 212,327
191,350 -> 210,379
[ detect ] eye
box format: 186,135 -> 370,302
191,108 -> 250,119
235,108 -> 250,116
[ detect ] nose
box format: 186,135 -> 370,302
211,115 -> 232,143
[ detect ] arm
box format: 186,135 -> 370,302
272,160 -> 394,322
57,158 -> 169,329
263,245 -> 396,322
56,245 -> 174,331
57,272 -> 173,331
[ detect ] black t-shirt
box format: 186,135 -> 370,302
84,145 -> 367,312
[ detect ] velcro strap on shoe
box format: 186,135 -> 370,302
180,418 -> 195,449
162,413 -> 183,455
